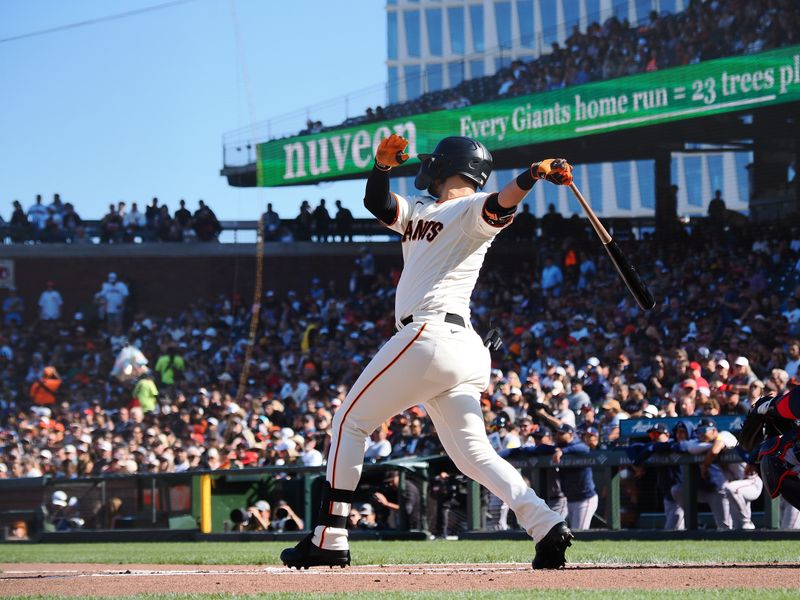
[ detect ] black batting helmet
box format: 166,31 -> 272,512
414,136 -> 493,197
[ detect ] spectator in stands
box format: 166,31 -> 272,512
334,199 -> 354,242
61,203 -> 83,242
261,203 -> 281,242
154,345 -> 185,388
145,197 -> 160,230
294,200 -> 313,241
174,200 -> 192,231
9,200 -> 30,242
193,200 -> 222,242
313,199 -> 331,243
100,203 -> 123,243
29,367 -> 61,406
123,202 -> 146,241
38,280 -> 63,322
540,256 -> 563,297
95,272 -> 129,334
2,286 -> 24,326
27,195 -> 49,237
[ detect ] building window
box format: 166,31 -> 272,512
636,160 -> 655,209
470,59 -> 484,79
426,8 -> 443,56
614,161 -> 632,211
494,1 -> 512,51
388,12 -> 398,61
635,0 -> 653,24
705,154 -> 724,197
469,4 -> 484,53
447,6 -> 465,54
495,56 -> 512,71
404,64 -> 422,100
684,156 -> 704,207
659,0 -> 677,15
426,63 -> 443,92
517,0 -> 534,48
388,66 -> 399,105
541,0 -> 558,46
585,0 -> 602,25
587,163 -> 604,213
735,152 -> 752,203
448,60 -> 465,87
404,10 -> 421,58
563,0 -> 581,37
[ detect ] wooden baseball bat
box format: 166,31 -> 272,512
568,181 -> 656,311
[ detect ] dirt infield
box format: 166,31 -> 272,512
1,562 -> 798,596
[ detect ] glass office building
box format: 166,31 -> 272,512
385,0 -> 750,217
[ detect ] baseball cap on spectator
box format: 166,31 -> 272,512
275,439 -> 297,452
108,272 -> 117,282
648,422 -> 670,435
52,490 -> 68,507
717,359 -> 730,370
554,366 -> 567,377
254,500 -> 270,512
532,427 -> 552,439
587,357 -> 600,368
689,361 -> 701,371
582,426 -> 599,436
490,368 -> 503,379
98,440 -> 112,452
734,356 -> 749,367
697,346 -> 710,358
557,423 -> 575,434
642,405 -> 659,418
509,386 -> 522,396
550,381 -> 565,396
601,399 -> 621,412
630,383 -> 647,394
359,503 -> 375,516
681,379 -> 697,390
218,373 -> 234,383
696,418 -> 716,437
331,398 -> 342,408
750,380 -> 765,389
40,449 -> 53,461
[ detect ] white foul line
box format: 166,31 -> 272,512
574,95 -> 777,133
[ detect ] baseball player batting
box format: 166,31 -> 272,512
281,134 -> 575,570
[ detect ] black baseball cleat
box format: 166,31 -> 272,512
532,522 -> 574,570
280,532 -> 351,569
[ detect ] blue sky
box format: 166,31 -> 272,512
0,0 -> 387,223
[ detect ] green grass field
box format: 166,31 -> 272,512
0,539 -> 796,566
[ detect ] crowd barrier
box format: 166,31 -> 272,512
0,447 -> 783,542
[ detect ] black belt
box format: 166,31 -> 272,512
400,312 -> 465,328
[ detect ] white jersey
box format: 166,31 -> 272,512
385,191 -> 506,323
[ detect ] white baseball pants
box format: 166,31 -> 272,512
724,476 -> 763,529
318,318 -> 563,548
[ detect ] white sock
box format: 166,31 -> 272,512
312,525 -> 349,551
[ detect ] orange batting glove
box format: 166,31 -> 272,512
375,134 -> 409,171
531,158 -> 573,185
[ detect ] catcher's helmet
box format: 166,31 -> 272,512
414,136 -> 493,197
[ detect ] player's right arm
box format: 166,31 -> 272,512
364,134 -> 411,234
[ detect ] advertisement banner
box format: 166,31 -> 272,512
257,45 -> 800,187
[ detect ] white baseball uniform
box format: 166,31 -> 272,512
312,190 -> 563,552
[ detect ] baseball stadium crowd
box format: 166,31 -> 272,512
3,196 -> 223,244
307,0 -> 798,134
1,217 -> 800,531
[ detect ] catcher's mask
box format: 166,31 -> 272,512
414,136 -> 493,197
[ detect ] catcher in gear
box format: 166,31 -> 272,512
738,386 -> 800,509
281,134 -> 575,570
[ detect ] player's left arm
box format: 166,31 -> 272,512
476,158 -> 574,231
